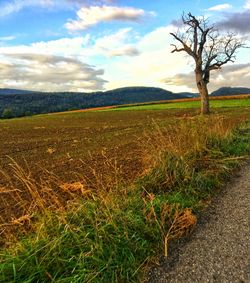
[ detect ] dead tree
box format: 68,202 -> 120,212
170,13 -> 244,114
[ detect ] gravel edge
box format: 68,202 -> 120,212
147,160 -> 250,283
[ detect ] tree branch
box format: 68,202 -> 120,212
170,13 -> 244,79
170,32 -> 196,58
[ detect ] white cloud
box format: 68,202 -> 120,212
0,0 -> 115,17
217,9 -> 250,34
65,5 -> 151,31
107,46 -> 139,57
0,24 -> 190,92
208,3 -> 232,11
66,0 -> 116,5
95,28 -> 132,48
0,28 -> 139,60
93,27 -> 140,57
0,53 -> 106,91
0,0 -> 54,17
0,0 -> 109,17
0,36 -> 92,59
104,25 -> 192,92
0,27 -> 141,91
244,0 -> 250,9
1,16 -> 248,93
31,36 -> 91,55
0,36 -> 16,41
162,63 -> 250,92
103,24 -> 250,93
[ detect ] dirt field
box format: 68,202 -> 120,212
0,109 -> 197,180
0,106 -> 249,240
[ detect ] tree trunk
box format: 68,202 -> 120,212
199,83 -> 210,114
196,71 -> 210,115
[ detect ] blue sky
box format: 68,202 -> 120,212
0,0 -> 249,92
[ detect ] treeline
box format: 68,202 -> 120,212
0,87 -> 191,119
209,87 -> 250,96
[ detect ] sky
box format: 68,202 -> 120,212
0,0 -> 249,93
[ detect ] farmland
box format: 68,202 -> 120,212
109,97 -> 250,111
0,109 -> 196,235
48,95 -> 250,115
0,100 -> 250,282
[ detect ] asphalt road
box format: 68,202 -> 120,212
148,161 -> 250,283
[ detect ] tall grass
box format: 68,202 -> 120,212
0,114 -> 249,282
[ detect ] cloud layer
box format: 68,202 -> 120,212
163,63 -> 250,92
0,0 -> 115,17
214,1 -> 250,35
65,5 -> 150,31
0,0 -> 54,17
244,0 -> 250,9
208,3 -> 232,11
217,10 -> 250,34
0,1 -> 249,93
0,27 -> 140,92
0,54 -> 106,91
93,27 -> 140,57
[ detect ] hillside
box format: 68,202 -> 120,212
0,88 -> 36,95
0,87 -> 192,118
210,87 -> 250,96
0,86 -> 249,118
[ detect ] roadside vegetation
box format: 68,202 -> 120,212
0,104 -> 250,282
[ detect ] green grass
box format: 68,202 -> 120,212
105,98 -> 250,111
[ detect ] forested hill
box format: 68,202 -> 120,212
210,87 -> 250,96
0,88 -> 37,95
0,86 -> 249,118
0,87 -> 193,118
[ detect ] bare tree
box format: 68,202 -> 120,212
170,13 -> 244,114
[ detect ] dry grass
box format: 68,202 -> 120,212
163,206 -> 197,256
0,114 -> 248,243
0,149 -> 129,244
142,115 -> 242,170
78,150 -> 126,193
142,190 -> 197,257
0,110 -> 249,282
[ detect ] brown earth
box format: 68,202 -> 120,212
0,107 -> 249,244
0,109 -> 195,238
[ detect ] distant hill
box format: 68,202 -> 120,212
103,87 -> 193,102
0,86 -> 249,118
0,86 -> 194,118
210,87 -> 250,96
0,88 -> 36,95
